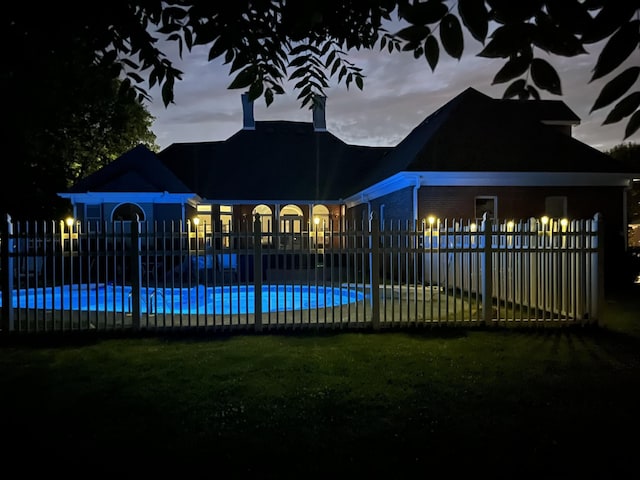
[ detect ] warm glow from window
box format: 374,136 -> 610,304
197,205 -> 212,212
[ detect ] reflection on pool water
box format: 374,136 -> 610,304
1,284 -> 365,315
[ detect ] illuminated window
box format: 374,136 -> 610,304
312,205 -> 330,230
220,205 -> 233,248
280,205 -> 303,233
279,205 -> 303,249
253,204 -> 273,244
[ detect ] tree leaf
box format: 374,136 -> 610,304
624,110 -> 640,139
424,35 -> 439,71
603,91 -> 640,125
288,55 -> 309,68
591,67 -> 640,113
488,0 -> 546,24
581,2 -> 638,44
265,88 -> 274,107
458,0 -> 489,43
492,54 -> 531,84
545,0 -> 593,35
394,25 -> 430,42
248,80 -> 264,100
591,20 -> 640,82
531,58 -> 562,95
161,75 -> 174,106
227,67 -> 256,90
532,13 -> 588,56
478,25 -> 527,58
398,0 -> 448,25
289,66 -> 309,80
526,85 -> 540,100
502,79 -> 527,99
440,14 -> 464,60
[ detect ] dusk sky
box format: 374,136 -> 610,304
146,28 -> 639,153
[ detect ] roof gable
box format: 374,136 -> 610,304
65,144 -> 192,194
359,87 -> 621,186
159,121 -> 391,201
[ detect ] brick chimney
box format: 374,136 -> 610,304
313,95 -> 327,132
241,93 -> 255,130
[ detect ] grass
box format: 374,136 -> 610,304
1,284 -> 639,478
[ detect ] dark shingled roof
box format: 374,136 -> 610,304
64,88 -> 631,201
65,144 -> 192,193
357,88 -> 624,187
158,121 -> 391,201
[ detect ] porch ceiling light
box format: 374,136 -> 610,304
65,217 -> 74,227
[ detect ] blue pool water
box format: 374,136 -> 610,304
1,284 -> 365,315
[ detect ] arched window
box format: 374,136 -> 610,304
279,204 -> 304,249
280,204 -> 303,233
112,203 -> 145,222
253,204 -> 273,244
311,205 -> 330,231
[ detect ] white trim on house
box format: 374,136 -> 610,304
58,191 -> 200,206
198,199 -> 345,205
344,171 -> 634,208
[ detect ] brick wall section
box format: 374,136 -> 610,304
415,185 -> 626,290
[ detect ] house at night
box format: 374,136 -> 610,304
58,87 -> 638,286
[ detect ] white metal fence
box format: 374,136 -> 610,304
0,214 -> 603,334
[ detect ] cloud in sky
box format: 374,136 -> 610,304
146,30 -> 639,153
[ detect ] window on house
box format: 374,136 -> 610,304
112,203 -> 145,222
84,205 -> 102,232
220,205 -> 233,248
311,205 -> 330,250
545,196 -> 567,218
279,204 -> 303,249
475,196 -> 497,220
253,204 -> 273,245
86,205 -> 101,220
195,204 -> 213,234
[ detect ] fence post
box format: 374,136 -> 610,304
253,214 -> 263,332
369,213 -> 380,330
1,214 -> 14,333
130,219 -> 141,330
594,213 -> 604,325
481,215 -> 493,324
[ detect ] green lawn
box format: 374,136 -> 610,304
1,285 -> 639,478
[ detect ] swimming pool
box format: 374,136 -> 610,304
1,283 -> 365,315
